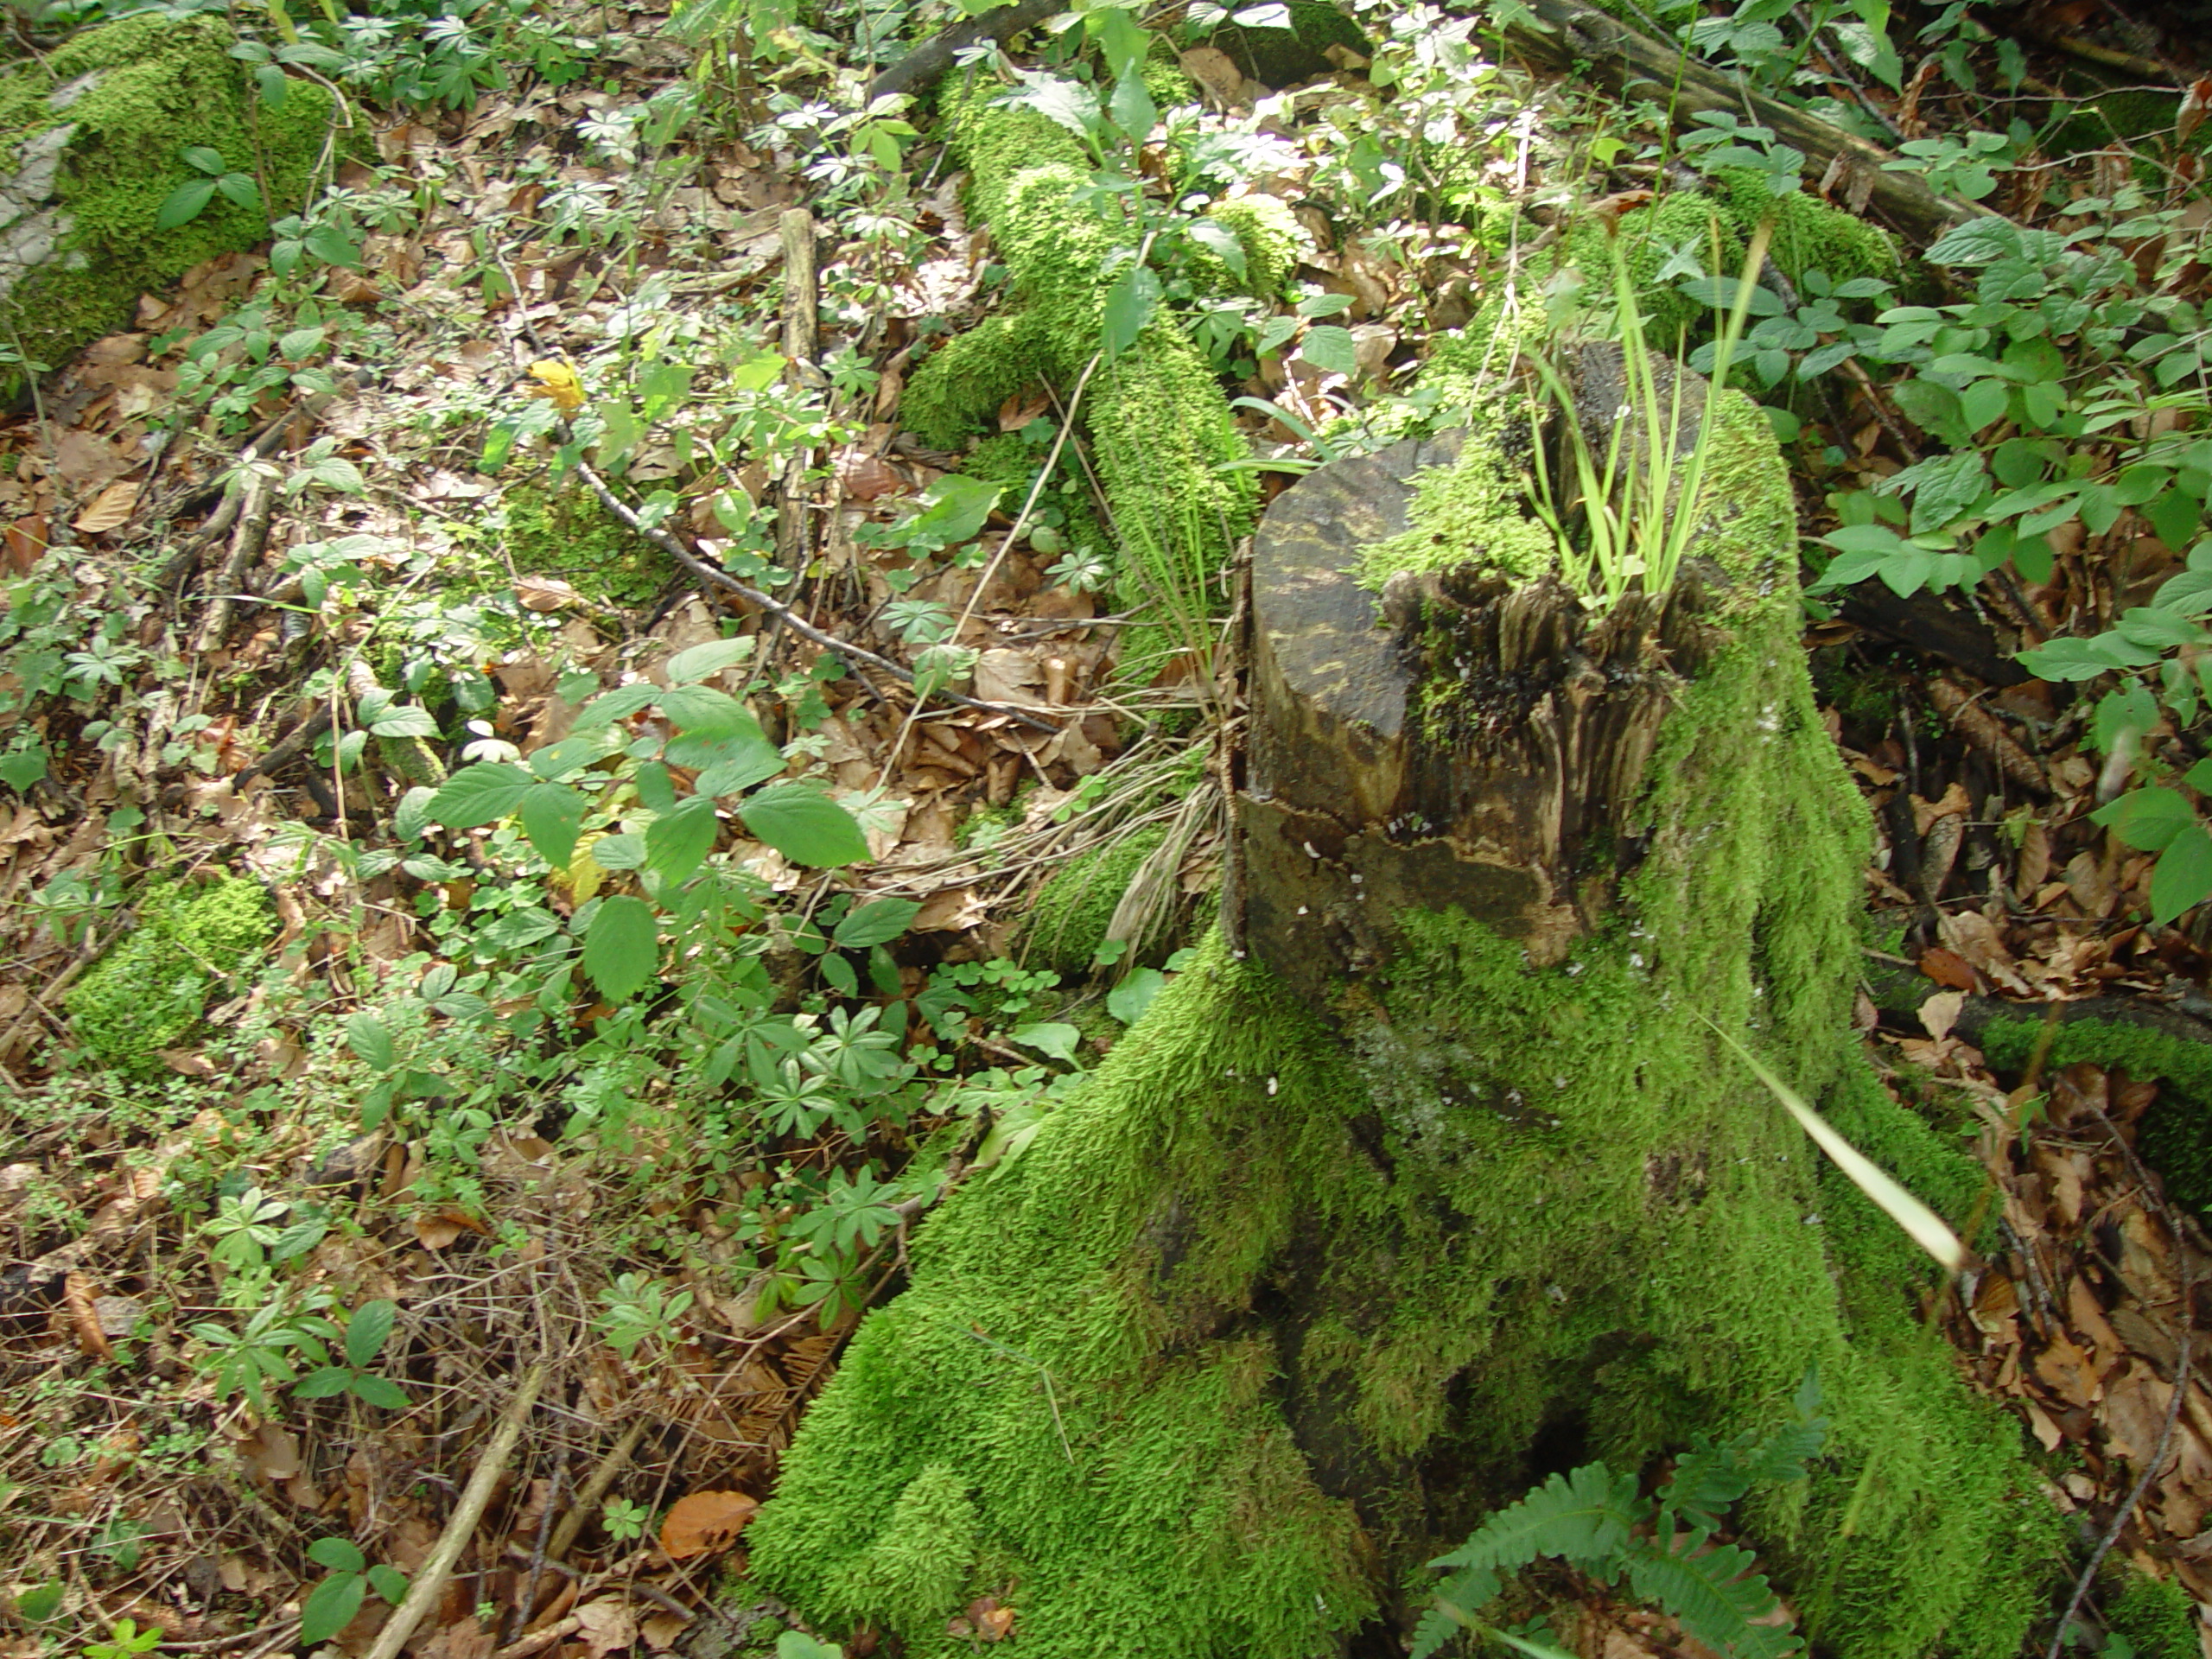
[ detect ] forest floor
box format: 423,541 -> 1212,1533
4,0 -> 2212,1656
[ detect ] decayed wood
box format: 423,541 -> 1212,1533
1239,422 -> 1726,1007
1497,0 -> 1993,245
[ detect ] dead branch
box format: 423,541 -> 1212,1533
360,1361 -> 548,1659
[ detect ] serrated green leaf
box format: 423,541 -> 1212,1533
518,782 -> 588,870
645,796 -> 721,885
1300,324 -> 1360,378
370,705 -> 441,739
346,1012 -> 396,1072
2151,824 -> 2212,924
2092,787 -> 2196,853
664,637 -> 752,684
741,785 -> 869,867
584,896 -> 660,1001
833,897 -> 920,948
344,1300 -> 396,1370
573,684 -> 661,731
427,762 -> 536,828
658,683 -> 751,732
299,1572 -> 366,1646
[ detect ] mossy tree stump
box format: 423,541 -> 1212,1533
746,386 -> 2060,1659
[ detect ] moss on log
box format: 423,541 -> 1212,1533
0,15 -> 336,398
747,385 -> 2062,1656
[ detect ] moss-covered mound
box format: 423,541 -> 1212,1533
67,875 -> 275,1071
747,403 -> 2060,1656
0,15 -> 335,397
1019,822 -> 1168,976
900,75 -> 1259,666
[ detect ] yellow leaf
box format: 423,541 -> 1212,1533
525,359 -> 587,413
557,837 -> 607,905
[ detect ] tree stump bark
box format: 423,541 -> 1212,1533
743,400 -> 2060,1659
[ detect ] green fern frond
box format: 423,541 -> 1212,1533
1658,1434 -> 1759,1533
1624,1536 -> 1801,1659
1409,1601 -> 1470,1659
1738,1418 -> 1825,1487
1430,1463 -> 1641,1576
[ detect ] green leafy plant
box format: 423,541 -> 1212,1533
83,1618 -> 164,1659
601,1497 -> 652,1541
299,1538 -> 410,1646
595,1274 -> 694,1357
421,636 -> 871,1006
155,145 -> 262,230
293,1300 -> 411,1409
1526,216 -> 1777,607
1414,1372 -> 1827,1659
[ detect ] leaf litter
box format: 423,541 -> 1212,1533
3,0 -> 2212,1655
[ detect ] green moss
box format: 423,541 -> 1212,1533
1197,194 -> 1305,298
67,875 -> 274,1071
1709,169 -> 1903,290
1560,193 -> 1744,346
899,77 -> 1255,664
1360,376 -> 1792,602
499,481 -> 664,607
1021,823 -> 1169,976
1979,1018 -> 2212,1216
0,16 -> 336,395
1356,410 -> 1554,588
748,414 -> 2058,1656
822,1463 -> 981,1642
2107,1568 -> 2201,1659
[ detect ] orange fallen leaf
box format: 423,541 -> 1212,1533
658,1490 -> 759,1559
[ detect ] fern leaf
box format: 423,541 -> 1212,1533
1409,1602 -> 1468,1659
1429,1463 -> 1642,1575
1738,1418 -> 1826,1488
1658,1434 -> 1758,1533
1410,1568 -> 1499,1659
1625,1536 -> 1801,1659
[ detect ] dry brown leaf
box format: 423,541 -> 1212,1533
63,1270 -> 112,1361
514,576 -> 585,613
72,480 -> 140,534
659,1489 -> 760,1559
570,1599 -> 636,1659
640,1612 -> 690,1650
1918,947 -> 1977,991
2035,1332 -> 2101,1409
1911,782 -> 1973,836
1917,989 -> 1965,1043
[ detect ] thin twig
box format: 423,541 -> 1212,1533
569,459 -> 1059,734
874,348 -> 1105,785
545,1416 -> 648,1564
194,470 -> 277,655
361,1361 -> 548,1659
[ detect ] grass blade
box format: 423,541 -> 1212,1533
1705,1017 -> 1967,1273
